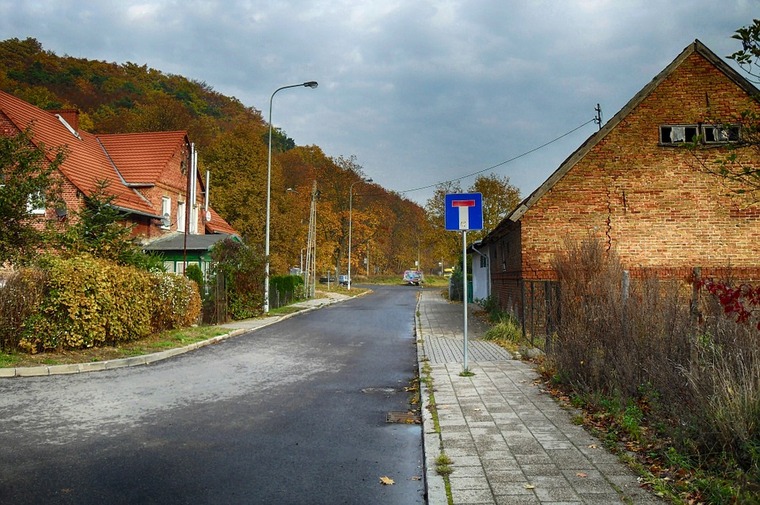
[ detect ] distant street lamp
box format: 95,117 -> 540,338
347,177 -> 372,290
264,81 -> 318,313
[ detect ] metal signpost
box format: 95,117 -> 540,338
444,193 -> 483,373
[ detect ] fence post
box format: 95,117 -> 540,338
544,280 -> 553,354
622,270 -> 630,339
520,280 -> 527,342
690,267 -> 701,326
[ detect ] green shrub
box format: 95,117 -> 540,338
185,263 -> 204,295
484,315 -> 522,343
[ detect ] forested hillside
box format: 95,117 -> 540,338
0,37 -> 449,276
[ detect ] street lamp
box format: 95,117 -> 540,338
347,177 -> 372,290
264,81 -> 318,313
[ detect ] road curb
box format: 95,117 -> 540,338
416,292 -> 448,505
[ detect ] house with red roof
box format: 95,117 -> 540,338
0,90 -> 238,273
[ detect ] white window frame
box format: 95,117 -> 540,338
27,191 -> 46,215
177,201 -> 186,232
161,196 -> 171,229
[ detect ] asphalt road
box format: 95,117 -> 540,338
0,285 -> 425,504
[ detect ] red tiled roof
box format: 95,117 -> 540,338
205,207 -> 239,235
0,89 -> 157,217
1,90 -> 239,237
98,131 -> 188,185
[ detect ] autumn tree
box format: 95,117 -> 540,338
468,174 -> 521,242
0,127 -> 64,264
203,123 -> 269,244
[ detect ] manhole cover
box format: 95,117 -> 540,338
386,411 -> 421,424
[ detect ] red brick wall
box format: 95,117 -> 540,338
139,142 -> 206,238
521,52 -> 760,280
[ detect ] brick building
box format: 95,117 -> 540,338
1,90 -> 238,271
481,40 -> 760,321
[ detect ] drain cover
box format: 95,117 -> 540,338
386,411 -> 421,424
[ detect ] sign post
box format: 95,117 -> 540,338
444,193 -> 483,374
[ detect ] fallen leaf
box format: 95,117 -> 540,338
588,444 -> 597,449
380,476 -> 395,485
576,472 -> 588,478
523,484 -> 536,489
410,475 -> 422,481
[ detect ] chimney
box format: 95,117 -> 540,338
49,109 -> 79,131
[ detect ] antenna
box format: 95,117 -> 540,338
594,104 -> 603,130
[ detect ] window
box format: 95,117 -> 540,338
703,125 -> 739,143
161,197 -> 171,229
659,125 -> 698,144
479,254 -> 487,268
27,191 -> 46,215
177,201 -> 186,232
660,124 -> 739,145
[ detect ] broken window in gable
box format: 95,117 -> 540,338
660,125 -> 698,144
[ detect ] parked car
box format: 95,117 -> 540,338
403,270 -> 423,286
338,275 -> 349,286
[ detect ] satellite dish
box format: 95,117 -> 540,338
205,210 -> 212,222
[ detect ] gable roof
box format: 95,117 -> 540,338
205,207 -> 239,235
483,40 -> 760,244
97,131 -> 188,186
0,89 -> 158,217
0,90 -> 240,237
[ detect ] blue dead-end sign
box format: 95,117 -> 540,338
445,193 -> 483,231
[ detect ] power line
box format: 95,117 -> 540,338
400,117 -> 597,195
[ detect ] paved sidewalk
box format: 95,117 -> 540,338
417,289 -> 661,505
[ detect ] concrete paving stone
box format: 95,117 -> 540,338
451,455 -> 486,467
507,440 -> 547,456
450,475 -> 491,491
452,465 -> 488,478
514,452 -> 553,465
539,440 -> 579,450
489,480 -> 539,496
482,462 -> 522,475
533,485 -> 583,502
442,430 -> 474,442
544,449 -> 596,470
519,464 -> 565,477
494,496 -> 542,505
446,446 -> 482,458
484,469 -> 526,482
480,451 -> 518,464
450,488 -> 497,505
577,494 -> 631,504
444,438 -> 481,451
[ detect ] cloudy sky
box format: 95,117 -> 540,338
1,1 -> 756,204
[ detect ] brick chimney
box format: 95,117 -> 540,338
49,109 -> 79,131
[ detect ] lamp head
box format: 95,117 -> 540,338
303,81 -> 318,89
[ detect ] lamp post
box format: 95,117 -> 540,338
347,177 -> 372,290
264,81 -> 318,313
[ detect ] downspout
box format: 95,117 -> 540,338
471,245 -> 490,299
